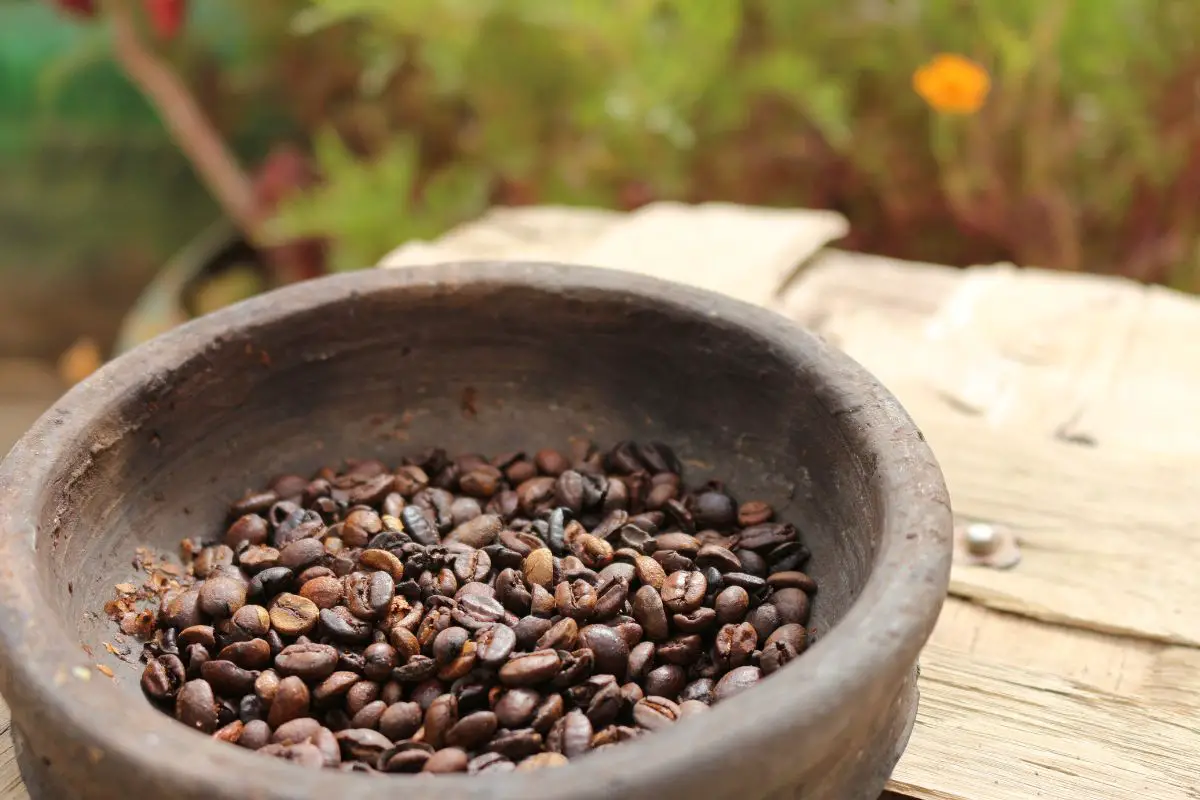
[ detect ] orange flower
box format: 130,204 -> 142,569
913,54 -> 990,115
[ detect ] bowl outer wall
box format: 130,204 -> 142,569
0,261 -> 952,799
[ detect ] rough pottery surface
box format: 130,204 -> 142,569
0,262 -> 952,800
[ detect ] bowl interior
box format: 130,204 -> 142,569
37,270 -> 881,697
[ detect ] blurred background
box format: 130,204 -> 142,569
2,0 -> 1199,447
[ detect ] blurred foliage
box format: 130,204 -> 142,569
257,0 -> 1200,290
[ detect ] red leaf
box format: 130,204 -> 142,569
143,0 -> 187,40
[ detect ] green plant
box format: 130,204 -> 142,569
264,0 -> 1200,291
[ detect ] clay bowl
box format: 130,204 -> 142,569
0,262 -> 952,800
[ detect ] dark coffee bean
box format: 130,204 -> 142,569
393,655 -> 437,683
722,571 -> 769,596
673,606 -> 717,634
516,477 -> 556,516
178,624 -> 216,650
445,514 -> 502,549
679,678 -> 715,704
423,747 -> 469,774
772,587 -> 811,625
267,676 -> 310,727
445,710 -> 498,750
500,650 -> 562,687
643,664 -> 687,699
399,506 -> 439,546
185,644 -> 209,679
530,693 -> 564,734
345,680 -> 380,716
275,642 -> 339,681
554,470 -> 585,515
631,585 -> 669,641
513,615 -> 554,649
695,543 -> 741,573
554,579 -> 597,620
495,688 -> 540,728
692,492 -> 737,530
584,681 -> 623,728
319,606 -> 373,643
432,626 -> 471,665
713,622 -> 758,670
578,624 -> 629,680
766,540 -> 810,572
335,728 -> 393,762
536,617 -> 579,651
277,538 -> 325,572
200,660 -> 257,697
452,549 -> 491,584
162,589 -> 203,630
377,701 -> 422,741
362,642 -> 398,681
475,624 -> 517,667
379,742 -> 434,773
487,728 -> 544,761
735,548 -> 767,577
714,665 -> 762,702
552,648 -> 595,688
194,545 -> 236,579
736,523 -> 797,551
633,695 -> 681,731
229,605 -> 272,640
627,641 -> 656,681
468,752 -> 515,775
249,566 -> 294,599
653,549 -> 694,574
141,654 -> 186,702
313,671 -> 360,705
747,602 -> 782,644
452,594 -> 506,631
661,570 -> 707,614
175,679 -> 219,732
239,719 -> 271,750
351,698 -> 388,730
657,634 -> 703,666
424,694 -> 459,749
547,709 -> 593,758
714,585 -> 751,624
737,500 -> 774,527
225,514 -> 270,549
530,584 -> 556,617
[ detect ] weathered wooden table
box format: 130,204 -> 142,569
1,203 -> 1196,798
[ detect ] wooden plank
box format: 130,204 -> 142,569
780,253 -> 1200,648
888,600 -> 1200,800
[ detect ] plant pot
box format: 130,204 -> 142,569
0,262 -> 952,800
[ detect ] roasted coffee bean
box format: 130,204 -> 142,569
679,678 -> 716,704
673,606 -> 717,634
713,623 -> 758,670
500,650 -> 562,687
475,623 -> 517,666
268,676 -> 310,728
141,654 -> 186,702
578,624 -> 629,679
319,606 -> 373,643
643,664 -> 687,699
423,747 -> 470,774
547,709 -> 593,758
378,701 -> 423,741
633,695 -> 680,731
176,679 -> 219,733
116,441 -> 817,777
495,688 -> 541,728
772,588 -> 812,626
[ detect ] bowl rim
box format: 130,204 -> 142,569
0,261 -> 952,799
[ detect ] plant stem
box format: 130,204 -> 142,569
106,0 -> 260,239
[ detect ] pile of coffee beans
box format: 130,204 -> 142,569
128,440 -> 815,775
